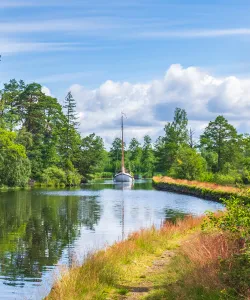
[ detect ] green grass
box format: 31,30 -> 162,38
46,217 -> 204,300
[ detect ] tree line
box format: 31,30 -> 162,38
108,107 -> 250,185
1,78 -> 250,187
0,79 -> 106,187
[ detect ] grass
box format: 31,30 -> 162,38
153,176 -> 241,194
145,231 -> 243,300
46,212 -> 249,300
46,216 -> 204,300
153,176 -> 249,202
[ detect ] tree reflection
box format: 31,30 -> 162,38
0,190 -> 101,284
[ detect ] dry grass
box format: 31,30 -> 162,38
180,232 -> 242,289
46,216 -> 205,300
145,230 -> 245,300
153,176 -> 242,194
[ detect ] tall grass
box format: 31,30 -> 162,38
46,216 -> 204,300
47,212 -> 250,299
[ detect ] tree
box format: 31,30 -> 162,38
155,108 -> 189,172
169,146 -> 207,180
200,116 -> 240,172
141,135 -> 155,177
109,137 -> 124,173
0,129 -> 31,186
128,138 -> 142,174
0,79 -> 25,130
75,133 -> 106,179
62,91 -> 80,161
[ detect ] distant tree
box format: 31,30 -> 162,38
61,91 -> 80,164
128,138 -> 142,174
155,108 -> 189,172
0,79 -> 25,130
200,116 -> 240,172
109,137 -> 123,173
141,135 -> 155,177
75,133 -> 106,179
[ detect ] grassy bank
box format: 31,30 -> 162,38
152,176 -> 248,202
46,208 -> 250,300
46,216 -> 203,300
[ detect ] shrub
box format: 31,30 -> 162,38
41,166 -> 66,186
169,147 -> 207,180
66,170 -> 82,186
203,197 -> 250,298
213,173 -> 242,185
198,172 -> 214,182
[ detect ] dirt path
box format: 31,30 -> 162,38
121,250 -> 175,300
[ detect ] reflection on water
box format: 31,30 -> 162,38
0,180 -> 224,299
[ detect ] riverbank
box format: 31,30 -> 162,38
152,176 -> 248,202
0,186 -> 31,192
46,212 -> 248,300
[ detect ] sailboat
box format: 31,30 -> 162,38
114,114 -> 134,183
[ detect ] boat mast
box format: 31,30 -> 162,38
121,113 -> 125,173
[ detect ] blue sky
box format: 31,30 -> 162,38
1,0 -> 250,145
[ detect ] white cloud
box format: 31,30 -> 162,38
0,40 -> 101,55
42,86 -> 52,97
0,18 -> 115,34
138,28 -> 250,39
68,64 -> 250,146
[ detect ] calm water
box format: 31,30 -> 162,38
0,180 -> 224,299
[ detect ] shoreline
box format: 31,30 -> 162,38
45,213 -> 245,300
46,216 -> 205,299
152,176 -> 248,202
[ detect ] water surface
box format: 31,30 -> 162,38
0,180 -> 224,299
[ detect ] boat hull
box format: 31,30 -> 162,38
114,172 -> 133,183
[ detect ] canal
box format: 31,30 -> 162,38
0,180 -> 224,299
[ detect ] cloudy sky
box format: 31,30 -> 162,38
1,0 -> 250,146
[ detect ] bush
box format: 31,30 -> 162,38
41,166 -> 82,186
169,147 -> 207,180
213,173 -> 242,185
0,129 -> 31,187
66,170 -> 82,186
203,197 -> 250,298
198,172 -> 214,182
41,166 -> 66,186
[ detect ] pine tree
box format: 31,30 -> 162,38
63,91 -> 80,159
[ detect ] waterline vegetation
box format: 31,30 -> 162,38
152,176 -> 249,202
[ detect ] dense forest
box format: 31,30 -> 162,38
1,79 -> 250,187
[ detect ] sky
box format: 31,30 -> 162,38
1,0 -> 250,146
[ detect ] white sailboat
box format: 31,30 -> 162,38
114,114 -> 134,183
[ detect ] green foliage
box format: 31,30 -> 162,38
0,129 -> 31,187
213,173 -> 240,185
200,116 -> 240,172
141,135 -> 155,177
109,137 -> 123,173
203,197 -> 250,297
75,133 -> 106,179
169,146 -> 207,180
41,166 -> 66,186
41,166 -> 81,186
204,197 -> 250,237
155,108 -> 189,172
128,138 -> 142,174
